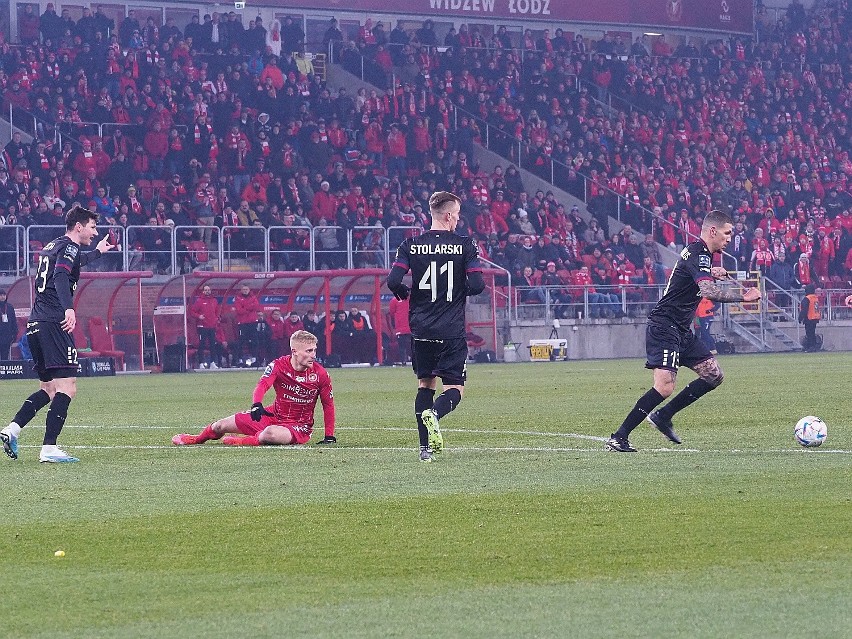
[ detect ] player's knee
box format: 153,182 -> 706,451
445,387 -> 462,406
654,380 -> 676,398
702,369 -> 724,388
658,386 -> 675,399
259,426 -> 290,445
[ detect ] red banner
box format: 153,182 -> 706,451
278,0 -> 752,34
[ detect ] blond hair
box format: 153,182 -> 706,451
289,329 -> 318,348
429,191 -> 461,217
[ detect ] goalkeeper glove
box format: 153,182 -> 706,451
250,402 -> 274,422
392,284 -> 410,301
316,435 -> 337,445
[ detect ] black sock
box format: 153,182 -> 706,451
657,379 -> 715,420
432,388 -> 462,420
614,388 -> 665,439
12,389 -> 51,428
44,392 -> 72,446
415,388 -> 435,448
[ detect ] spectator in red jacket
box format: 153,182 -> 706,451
282,310 -> 305,355
234,284 -> 262,366
190,285 -> 221,369
311,181 -> 337,225
386,123 -> 407,178
73,139 -> 99,179
268,309 -> 288,358
143,121 -> 169,178
388,295 -> 411,364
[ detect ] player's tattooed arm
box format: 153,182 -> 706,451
698,278 -> 743,302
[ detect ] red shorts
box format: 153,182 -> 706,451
233,409 -> 312,445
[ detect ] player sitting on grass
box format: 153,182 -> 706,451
172,330 -> 337,447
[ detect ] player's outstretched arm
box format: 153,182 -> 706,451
95,234 -> 116,253
79,236 -> 116,266
698,278 -> 761,303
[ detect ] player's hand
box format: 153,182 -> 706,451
392,285 -> 410,301
316,435 -> 337,445
250,402 -> 274,422
711,266 -> 729,279
743,287 -> 762,302
61,309 -> 76,333
96,234 -> 116,253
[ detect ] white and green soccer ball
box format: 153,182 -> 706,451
794,416 -> 827,448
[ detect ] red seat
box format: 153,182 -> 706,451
73,326 -> 101,358
88,317 -> 125,369
187,240 -> 209,263
136,179 -> 153,203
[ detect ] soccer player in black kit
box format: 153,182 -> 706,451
1,206 -> 115,463
607,209 -> 761,452
387,191 -> 485,462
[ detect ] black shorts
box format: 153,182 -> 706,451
26,320 -> 79,382
645,320 -> 713,372
412,337 -> 467,385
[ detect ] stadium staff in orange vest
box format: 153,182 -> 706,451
798,284 -> 821,352
695,297 -> 717,354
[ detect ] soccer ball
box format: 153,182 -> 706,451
794,416 -> 827,448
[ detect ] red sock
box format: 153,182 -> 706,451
195,425 -> 220,444
234,435 -> 260,446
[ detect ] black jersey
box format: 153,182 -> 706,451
392,231 -> 482,339
30,235 -> 83,323
649,239 -> 714,333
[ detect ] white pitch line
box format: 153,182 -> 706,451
15,444 -> 852,454
345,426 -> 611,442
60,425 -> 611,442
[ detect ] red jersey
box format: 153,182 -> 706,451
252,356 -> 335,438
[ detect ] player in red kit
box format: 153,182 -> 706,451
171,330 -> 337,446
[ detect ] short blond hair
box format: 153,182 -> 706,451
289,329 -> 318,348
429,191 -> 461,217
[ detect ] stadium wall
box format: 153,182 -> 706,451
505,321 -> 852,361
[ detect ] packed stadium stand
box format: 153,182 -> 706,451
0,0 -> 850,365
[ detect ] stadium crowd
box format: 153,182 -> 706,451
0,0 -> 850,304
350,0 -> 852,293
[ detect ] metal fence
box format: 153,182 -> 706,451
1,224 -> 422,276
512,282 -> 852,325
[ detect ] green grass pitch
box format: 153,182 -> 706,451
0,353 -> 850,638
